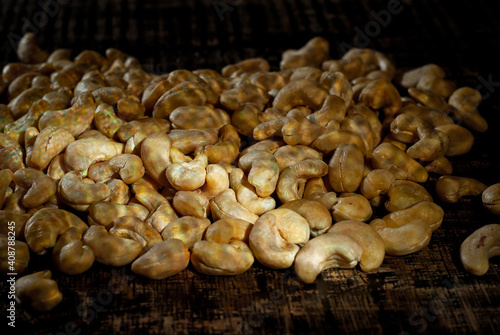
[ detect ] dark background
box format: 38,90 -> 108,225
1,0 -> 500,334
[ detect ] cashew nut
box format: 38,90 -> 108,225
52,227 -> 95,275
230,168 -> 275,215
15,270 -> 63,311
277,159 -> 328,203
160,216 -> 211,250
372,142 -> 428,183
279,199 -> 332,237
88,154 -> 145,184
483,183 -> 500,215
64,137 -> 124,175
435,175 -> 487,204
460,224 -> 500,276
332,194 -> 373,222
238,150 -> 280,198
328,143 -> 364,193
385,180 -> 432,212
382,201 -> 444,232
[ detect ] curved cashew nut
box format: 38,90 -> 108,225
106,179 -> 130,204
230,168 -> 275,215
307,94 -> 347,127
52,227 -> 95,275
359,79 -> 402,116
279,199 -> 332,237
372,143 -> 428,183
88,201 -> 149,228
385,180 -> 432,212
273,79 -> 329,112
360,169 -> 396,200
238,150 -> 280,198
59,171 -> 110,209
38,93 -> 96,137
15,270 -> 63,311
312,129 -> 366,155
131,239 -> 190,279
152,81 -> 206,119
294,232 -> 362,284
320,71 -> 353,108
202,124 -> 241,164
83,225 -> 143,266
435,175 -> 487,204
166,152 -> 208,191
460,224 -> 500,276
5,98 -> 51,145
116,117 -> 171,142
29,126 -> 75,170
191,240 -> 254,276
93,103 -> 126,138
280,37 -> 329,70
249,208 -> 310,269
435,124 -> 474,157
13,168 -> 56,208
483,183 -> 500,215
198,164 -> 230,200
328,143 -> 364,193
303,177 -> 339,210
210,189 -> 259,224
0,236 -> 29,273
273,145 -> 323,171
140,132 -> 172,187
277,159 -> 328,203
448,87 -> 488,133
220,82 -> 269,111
382,201 -> 444,232
369,218 -> 432,256
169,129 -> 218,154
24,207 -> 88,255
88,154 -> 145,184
172,190 -> 210,218
64,137 -> 124,175
332,194 -> 373,222
253,117 -> 301,145
205,218 -> 253,244
161,216 -> 211,250
327,220 -> 385,272
169,106 -> 230,130
109,216 -> 163,253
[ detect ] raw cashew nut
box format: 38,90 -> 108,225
294,233 -> 362,284
140,132 -> 172,187
52,227 -> 95,275
173,190 -> 210,218
191,240 -> 254,276
152,81 -> 206,119
202,124 -> 241,164
93,103 -> 126,138
88,154 -> 145,184
169,106 -> 230,130
230,168 -> 275,215
332,194 -> 373,222
59,171 -> 110,209
64,137 -> 124,175
272,79 -> 329,112
249,208 -> 310,269
435,175 -> 487,204
279,199 -> 332,237
161,216 -> 211,250
109,216 -> 163,253
15,270 -> 63,311
327,220 -> 385,272
13,168 -> 57,208
198,164 -> 230,200
116,117 -> 171,142
204,218 -> 253,244
303,177 -> 339,210
169,129 -> 218,154
166,152 -> 208,191
328,143 -> 364,193
220,83 -> 269,111
372,143 -> 428,183
38,93 -> 96,137
238,150 -> 280,198
24,208 -> 88,255
131,239 -> 190,279
29,126 -> 75,170
0,236 -> 29,273
312,130 -> 366,155
382,201 -> 444,232
88,201 -> 149,228
360,169 -> 396,200
385,180 -> 432,212
277,159 -> 329,203
359,79 -> 402,116
483,183 -> 500,215
273,145 -> 323,171
280,37 -> 329,70
369,218 -> 432,256
448,87 -> 488,133
460,224 -> 500,276
83,225 -> 143,266
435,124 -> 474,157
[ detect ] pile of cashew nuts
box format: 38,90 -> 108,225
1,33 -> 499,311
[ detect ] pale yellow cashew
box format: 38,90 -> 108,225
249,208 -> 310,269
166,152 -> 208,191
279,199 -> 332,237
210,189 -> 260,224
109,216 -> 163,253
294,232 -> 362,284
238,150 -> 280,198
131,239 -> 190,280
332,194 -> 373,222
161,216 -> 211,250
382,201 -> 444,232
64,137 -> 124,175
140,132 -> 172,187
230,168 -> 275,215
88,201 -> 149,228
29,126 -> 75,170
88,154 -> 145,184
172,190 -> 210,218
83,225 -> 143,266
460,224 -> 500,276
191,240 -> 254,276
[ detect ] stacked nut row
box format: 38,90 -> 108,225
1,34 -> 499,312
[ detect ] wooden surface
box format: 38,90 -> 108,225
1,0 -> 500,334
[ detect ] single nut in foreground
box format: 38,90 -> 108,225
131,239 -> 190,280
460,224 -> 500,276
435,175 -> 487,204
191,240 -> 254,276
482,183 -> 500,215
294,232 -> 362,284
15,270 -> 63,311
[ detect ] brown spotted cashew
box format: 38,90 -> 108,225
460,224 -> 500,276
